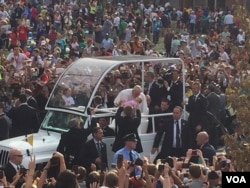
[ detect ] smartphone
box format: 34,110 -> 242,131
72,165 -> 78,175
158,164 -> 164,171
117,154 -> 123,169
0,170 -> 4,179
191,150 -> 197,156
101,163 -> 107,172
19,167 -> 27,175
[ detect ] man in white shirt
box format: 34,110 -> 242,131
113,13 -> 120,36
219,45 -> 230,62
223,11 -> 234,26
6,45 -> 30,71
114,85 -> 148,114
237,29 -> 245,45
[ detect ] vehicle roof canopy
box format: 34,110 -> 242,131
46,56 -> 184,116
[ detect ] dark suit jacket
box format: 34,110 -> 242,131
200,142 -> 216,166
10,104 -> 40,137
80,139 -> 108,173
112,107 -> 143,153
145,81 -> 164,113
102,126 -> 115,137
154,108 -> 172,132
0,113 -> 12,141
4,162 -> 24,188
164,79 -> 183,111
207,92 -> 221,121
153,118 -> 191,158
186,93 -> 208,130
57,127 -> 92,168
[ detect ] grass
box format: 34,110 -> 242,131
153,37 -> 165,53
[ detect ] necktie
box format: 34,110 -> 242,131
176,120 -> 180,148
17,165 -> 20,171
129,151 -> 135,177
129,151 -> 133,162
96,142 -> 101,157
147,83 -> 152,95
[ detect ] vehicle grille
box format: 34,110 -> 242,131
0,150 -> 9,168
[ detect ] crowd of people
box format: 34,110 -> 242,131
0,0 -> 248,188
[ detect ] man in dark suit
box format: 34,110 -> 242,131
163,66 -> 183,111
196,131 -> 216,166
144,71 -> 164,114
186,81 -> 208,148
79,127 -> 108,173
4,148 -> 25,188
151,106 -> 191,161
97,117 -> 115,137
57,118 -> 94,169
144,71 -> 165,133
8,94 -> 40,137
154,98 -> 172,132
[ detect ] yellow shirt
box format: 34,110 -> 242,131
89,5 -> 96,14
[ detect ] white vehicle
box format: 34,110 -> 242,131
0,56 -> 185,168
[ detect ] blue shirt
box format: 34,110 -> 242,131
113,147 -> 141,176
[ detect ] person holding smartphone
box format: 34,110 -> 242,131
196,131 -> 216,166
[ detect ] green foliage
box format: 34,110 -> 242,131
223,4 -> 250,171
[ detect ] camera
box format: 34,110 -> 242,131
50,156 -> 60,167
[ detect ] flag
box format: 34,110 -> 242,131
27,134 -> 33,146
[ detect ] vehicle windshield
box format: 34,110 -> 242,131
47,58 -> 115,112
41,111 -> 87,132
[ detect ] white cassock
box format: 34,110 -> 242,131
114,89 -> 149,115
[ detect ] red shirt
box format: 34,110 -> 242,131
23,51 -> 31,58
9,32 -> 18,45
40,73 -> 49,83
31,7 -> 38,19
48,30 -> 58,44
18,26 -> 28,40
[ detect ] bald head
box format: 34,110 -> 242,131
9,148 -> 23,164
196,131 -> 209,146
